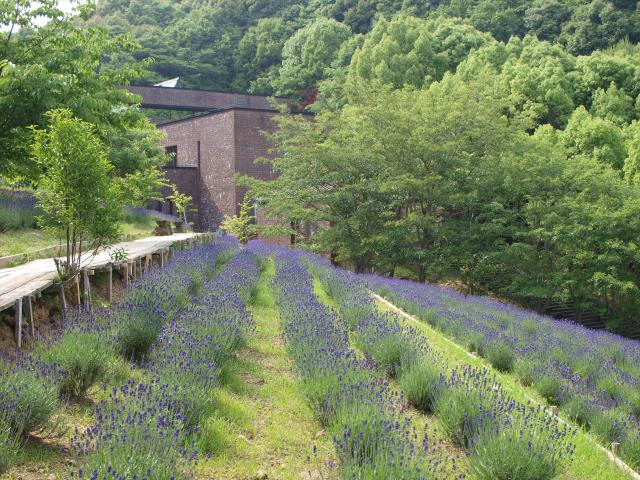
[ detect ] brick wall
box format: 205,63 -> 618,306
156,108 -> 286,236
161,167 -> 199,225
233,109 -> 279,212
158,110 -> 236,231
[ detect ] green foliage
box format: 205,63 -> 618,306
0,419 -> 19,475
0,205 -> 35,232
247,67 -> 640,335
358,331 -> 406,378
196,416 -> 228,455
220,201 -> 258,244
534,375 -> 564,406
84,0 -> 639,97
620,429 -> 640,470
274,17 -> 351,101
1,2 -> 165,181
433,384 -> 483,446
563,106 -> 627,169
486,343 -> 515,372
31,110 -> 122,280
468,415 -> 568,480
398,361 -> 442,413
0,369 -> 58,435
41,331 -> 112,398
167,184 -> 192,224
348,15 -> 493,91
116,310 -> 162,361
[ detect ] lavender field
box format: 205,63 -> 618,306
0,238 -> 637,479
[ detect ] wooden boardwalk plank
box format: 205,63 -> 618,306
0,233 -> 204,313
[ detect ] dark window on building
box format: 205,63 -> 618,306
165,145 -> 177,168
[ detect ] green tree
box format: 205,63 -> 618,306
561,0 -> 639,55
31,110 -> 121,281
590,82 -> 636,126
623,122 -> 640,185
524,0 -> 568,41
234,17 -> 294,94
220,201 -> 257,244
273,17 -> 351,101
0,1 -> 161,181
562,106 -> 627,169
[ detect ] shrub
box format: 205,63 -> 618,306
514,358 -> 539,387
434,386 -> 483,446
0,419 -> 20,475
468,415 -> 573,480
301,371 -> 345,426
73,381 -> 189,480
398,361 -> 442,413
331,402 -> 397,465
534,375 -> 564,406
42,331 -> 112,398
188,272 -> 204,296
486,343 -> 515,372
116,310 -> 162,361
620,428 -> 640,469
0,208 -> 24,232
366,332 -> 407,378
0,369 -> 58,435
466,332 -> 487,356
589,409 -> 622,443
561,395 -> 595,428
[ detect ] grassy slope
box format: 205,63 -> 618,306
375,296 -> 631,480
197,259 -> 338,479
0,217 -> 156,258
311,277 -> 469,478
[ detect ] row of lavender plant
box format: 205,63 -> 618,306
272,248 -> 459,479
308,256 -> 576,480
71,245 -> 260,479
365,274 -> 640,470
0,188 -> 38,232
0,237 -> 237,475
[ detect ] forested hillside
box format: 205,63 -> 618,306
89,0 -> 640,95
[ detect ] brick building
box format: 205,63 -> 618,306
128,85 -> 293,235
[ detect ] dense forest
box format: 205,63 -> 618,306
89,0 -> 640,97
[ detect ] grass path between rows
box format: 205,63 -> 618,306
374,293 -> 633,480
197,259 -> 338,480
311,277 -> 469,479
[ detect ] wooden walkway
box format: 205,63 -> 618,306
0,232 -> 210,347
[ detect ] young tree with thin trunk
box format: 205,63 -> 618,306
31,109 -> 121,282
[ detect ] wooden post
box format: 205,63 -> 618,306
82,269 -> 88,301
73,275 -> 81,306
612,442 -> 620,455
82,269 -> 92,310
14,298 -> 22,348
550,406 -> 558,416
159,249 -> 164,267
127,260 -> 134,283
59,282 -> 68,313
26,295 -> 34,338
108,265 -> 113,303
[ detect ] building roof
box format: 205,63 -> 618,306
125,85 -> 289,112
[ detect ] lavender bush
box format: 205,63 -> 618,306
71,240 -> 260,478
273,249 -> 458,479
366,274 -> 640,467
309,256 -> 576,479
0,188 -> 38,232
